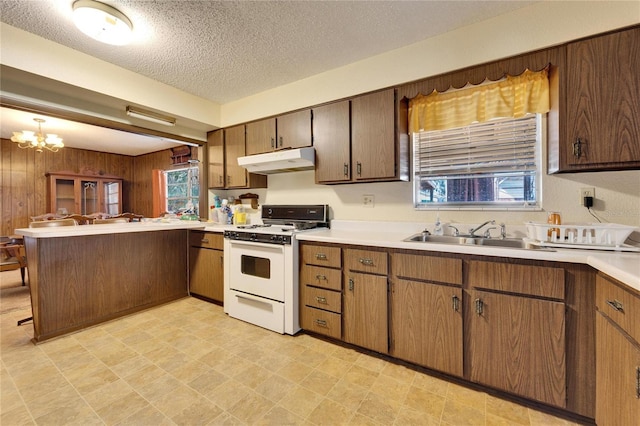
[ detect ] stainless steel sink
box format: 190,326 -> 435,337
403,233 -> 551,250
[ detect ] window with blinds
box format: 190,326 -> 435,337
413,114 -> 541,209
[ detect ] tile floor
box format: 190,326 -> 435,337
1,285 -> 582,425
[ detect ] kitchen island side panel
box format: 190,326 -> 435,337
25,230 -> 188,342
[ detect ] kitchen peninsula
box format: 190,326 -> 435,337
15,221 -> 206,343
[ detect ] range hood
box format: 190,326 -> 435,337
237,147 -> 315,174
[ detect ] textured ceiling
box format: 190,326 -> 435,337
0,0 -> 537,105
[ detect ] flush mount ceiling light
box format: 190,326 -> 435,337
126,106 -> 176,126
72,0 -> 133,46
11,118 -> 65,153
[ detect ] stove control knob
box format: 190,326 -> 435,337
250,233 -> 257,241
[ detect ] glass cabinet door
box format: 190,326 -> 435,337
54,178 -> 75,215
102,181 -> 121,215
81,180 -> 99,214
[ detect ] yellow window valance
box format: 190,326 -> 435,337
408,68 -> 550,133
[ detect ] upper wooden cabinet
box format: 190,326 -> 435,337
245,109 -> 312,155
207,127 -> 267,190
313,100 -> 351,183
46,170 -> 122,215
313,89 -> 409,184
207,130 -> 225,189
552,26 -> 640,172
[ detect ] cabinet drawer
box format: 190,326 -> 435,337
468,260 -> 564,299
301,306 -> 341,339
300,265 -> 342,291
301,244 -> 341,268
596,273 -> 640,342
392,253 -> 462,285
303,286 -> 341,313
345,248 -> 388,275
190,231 -> 223,249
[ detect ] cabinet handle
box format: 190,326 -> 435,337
358,258 -> 374,266
343,163 -> 349,176
200,239 -> 209,244
315,274 -> 327,281
636,367 -> 640,399
316,296 -> 327,304
315,253 -> 327,260
271,137 -> 275,148
227,175 -> 231,184
348,278 -> 354,291
452,295 -> 460,312
606,299 -> 624,312
279,136 -> 283,147
315,319 -> 328,327
356,162 -> 362,176
474,298 -> 483,316
573,138 -> 584,158
219,176 -> 223,185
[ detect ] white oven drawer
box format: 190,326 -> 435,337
227,290 -> 285,334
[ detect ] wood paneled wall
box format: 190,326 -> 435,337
0,138 -> 177,236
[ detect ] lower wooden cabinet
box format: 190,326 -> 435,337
343,271 -> 388,354
391,279 -> 463,376
189,231 -> 224,303
595,273 -> 640,426
467,289 -> 566,408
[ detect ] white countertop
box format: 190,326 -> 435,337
296,221 -> 640,293
15,220 -> 207,238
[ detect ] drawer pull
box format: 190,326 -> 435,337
359,258 -> 374,266
348,278 -> 354,291
200,239 -> 209,244
315,274 -> 327,281
606,299 -> 624,312
316,296 -> 327,304
315,253 -> 327,260
315,319 -> 328,327
475,298 -> 483,316
452,295 -> 460,312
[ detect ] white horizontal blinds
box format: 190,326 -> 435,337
414,115 -> 537,179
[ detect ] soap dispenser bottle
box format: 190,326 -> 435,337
434,214 -> 443,235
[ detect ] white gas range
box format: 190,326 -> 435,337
223,205 -> 329,334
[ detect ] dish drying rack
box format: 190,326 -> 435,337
524,222 -> 640,252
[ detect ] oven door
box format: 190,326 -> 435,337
227,239 -> 285,302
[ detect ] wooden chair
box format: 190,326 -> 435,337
93,218 -> 129,224
61,214 -> 94,225
30,213 -> 60,222
87,212 -> 111,220
0,236 -> 27,286
28,218 -> 79,228
111,213 -> 144,222
18,219 -> 78,326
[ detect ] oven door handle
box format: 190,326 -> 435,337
228,240 -> 287,251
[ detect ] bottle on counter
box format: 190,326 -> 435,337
221,199 -> 233,225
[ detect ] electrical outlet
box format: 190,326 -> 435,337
580,187 -> 595,205
362,194 -> 375,208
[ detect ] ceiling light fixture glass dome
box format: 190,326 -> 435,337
72,0 -> 133,46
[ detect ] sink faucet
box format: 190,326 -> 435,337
468,220 -> 496,237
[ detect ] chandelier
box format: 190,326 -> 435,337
11,118 -> 64,153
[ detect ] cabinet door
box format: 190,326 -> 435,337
208,129 -> 225,189
100,180 -> 122,215
468,290 -> 566,407
189,246 -> 224,302
80,179 -> 99,215
391,279 -> 463,376
564,27 -> 640,170
343,271 -> 388,354
313,101 -> 351,183
277,109 -> 312,150
50,177 -> 76,214
351,89 -> 396,180
596,313 -> 640,426
246,118 -> 276,155
225,125 -> 248,188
